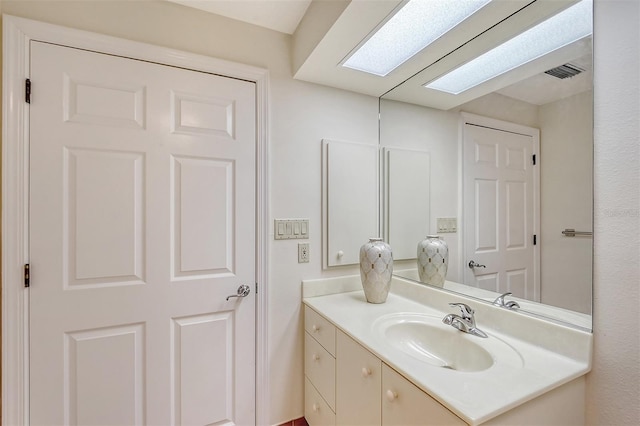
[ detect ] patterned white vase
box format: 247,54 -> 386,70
417,235 -> 448,287
359,238 -> 393,303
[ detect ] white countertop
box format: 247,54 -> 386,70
302,276 -> 592,425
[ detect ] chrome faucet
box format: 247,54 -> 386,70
493,292 -> 521,310
442,302 -> 488,338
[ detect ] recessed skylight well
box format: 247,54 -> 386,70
341,0 -> 491,77
425,0 -> 593,94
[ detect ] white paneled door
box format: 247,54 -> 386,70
29,41 -> 256,425
463,122 -> 539,301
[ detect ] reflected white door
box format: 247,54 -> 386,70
29,41 -> 256,425
463,122 -> 539,301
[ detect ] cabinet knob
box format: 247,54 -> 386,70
337,250 -> 344,258
386,389 -> 398,402
312,324 -> 320,332
312,353 -> 320,362
312,403 -> 320,412
361,367 -> 372,377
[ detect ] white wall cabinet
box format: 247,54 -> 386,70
382,147 -> 431,261
321,139 -> 378,268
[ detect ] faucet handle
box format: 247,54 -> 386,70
493,292 -> 520,309
448,302 -> 474,320
493,292 -> 512,306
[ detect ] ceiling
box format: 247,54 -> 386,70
166,0 -> 311,34
167,0 -> 592,109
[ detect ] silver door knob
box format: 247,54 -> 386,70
226,284 -> 251,301
468,260 -> 486,269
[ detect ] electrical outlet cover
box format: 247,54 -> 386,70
298,243 -> 310,263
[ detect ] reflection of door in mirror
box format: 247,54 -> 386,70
462,115 -> 539,302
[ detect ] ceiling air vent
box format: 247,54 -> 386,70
544,63 -> 586,79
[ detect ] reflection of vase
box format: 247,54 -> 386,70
417,235 -> 448,287
359,238 -> 393,303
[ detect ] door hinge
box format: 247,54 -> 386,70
24,264 -> 30,287
532,154 -> 536,165
533,235 -> 537,245
255,282 -> 258,294
25,79 -> 31,104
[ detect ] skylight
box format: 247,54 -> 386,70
341,0 -> 491,77
424,0 -> 593,94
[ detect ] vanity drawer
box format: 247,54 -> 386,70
305,306 -> 336,356
305,377 -> 336,426
305,332 -> 336,411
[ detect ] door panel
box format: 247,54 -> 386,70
67,324 -> 145,425
463,123 -> 538,300
67,148 -> 145,287
30,41 -> 256,425
475,178 -> 498,251
172,313 -> 233,425
172,156 -> 235,278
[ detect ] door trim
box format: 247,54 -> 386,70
459,112 -> 541,300
2,15 -> 270,425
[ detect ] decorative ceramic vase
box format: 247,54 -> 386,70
417,235 -> 449,287
359,238 -> 393,303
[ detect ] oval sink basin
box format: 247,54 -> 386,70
373,313 -> 522,372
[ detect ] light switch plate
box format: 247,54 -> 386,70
274,219 -> 309,240
437,217 -> 457,233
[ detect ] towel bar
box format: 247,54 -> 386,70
562,228 -> 592,237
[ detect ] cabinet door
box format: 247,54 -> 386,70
336,331 -> 382,426
382,364 -> 465,426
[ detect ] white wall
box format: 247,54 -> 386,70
588,0 -> 640,424
539,91 -> 593,314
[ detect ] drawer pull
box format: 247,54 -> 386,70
312,353 -> 320,361
361,367 -> 372,377
312,403 -> 320,412
312,324 -> 320,332
386,389 -> 398,402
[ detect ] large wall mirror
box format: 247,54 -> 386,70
379,0 -> 593,331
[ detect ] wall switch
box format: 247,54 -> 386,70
437,217 -> 458,233
275,219 -> 310,240
298,243 -> 310,263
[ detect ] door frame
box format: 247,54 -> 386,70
459,112 -> 541,300
2,15 -> 270,425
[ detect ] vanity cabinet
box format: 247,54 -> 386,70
305,306 -> 465,426
304,306 -> 337,425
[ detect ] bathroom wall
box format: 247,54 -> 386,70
539,91 -> 593,314
588,0 -> 640,424
0,1 -> 375,424
1,1 -> 638,425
